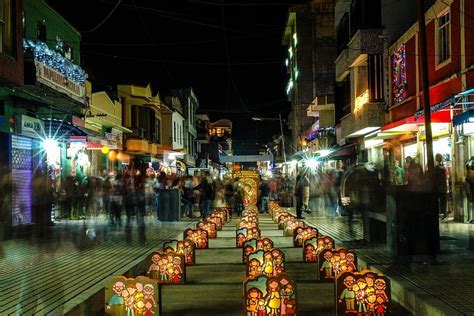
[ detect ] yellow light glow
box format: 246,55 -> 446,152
354,90 -> 369,114
101,146 -> 110,154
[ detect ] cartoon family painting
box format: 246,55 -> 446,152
196,221 -> 217,238
237,227 -> 261,248
336,271 -> 390,316
243,238 -> 274,263
184,228 -> 209,249
303,236 -> 335,262
106,276 -> 159,316
163,239 -> 196,266
146,252 -> 186,284
247,249 -> 285,278
318,248 -> 357,281
244,273 -> 296,316
293,226 -> 318,247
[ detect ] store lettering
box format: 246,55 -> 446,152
42,66 -> 81,95
23,121 -> 42,132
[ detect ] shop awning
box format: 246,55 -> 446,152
453,110 -> 474,127
381,110 -> 451,132
331,143 -> 356,158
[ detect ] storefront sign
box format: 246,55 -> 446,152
15,115 -> 44,138
414,98 -> 453,119
35,60 -> 86,104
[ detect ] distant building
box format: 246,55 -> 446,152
282,0 -> 336,154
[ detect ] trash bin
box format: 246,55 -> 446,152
158,189 -> 182,221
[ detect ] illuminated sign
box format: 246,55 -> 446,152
318,248 -> 358,281
243,238 -> 274,263
244,273 -> 297,316
105,276 -> 160,316
146,252 -> 186,284
336,270 -> 391,315
246,249 -> 286,278
163,239 -> 196,266
183,228 -> 209,249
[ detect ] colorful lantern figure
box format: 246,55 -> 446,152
242,238 -> 274,263
196,221 -> 217,238
183,228 -> 209,249
163,239 -> 196,266
244,273 -> 297,316
318,248 -> 358,281
105,276 -> 160,316
293,226 -> 318,247
146,251 -> 186,284
336,270 -> 390,316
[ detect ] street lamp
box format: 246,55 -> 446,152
251,114 -> 286,163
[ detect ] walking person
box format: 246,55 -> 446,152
294,171 -> 305,219
434,154 -> 448,220
109,173 -> 124,227
258,178 -> 270,213
194,172 -> 213,219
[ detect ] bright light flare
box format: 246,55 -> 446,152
305,157 -> 318,170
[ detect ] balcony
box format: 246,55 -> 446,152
23,40 -> 88,105
340,102 -> 384,140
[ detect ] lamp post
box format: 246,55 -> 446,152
251,115 -> 287,163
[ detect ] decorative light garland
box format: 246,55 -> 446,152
392,44 -> 407,104
24,39 -> 88,85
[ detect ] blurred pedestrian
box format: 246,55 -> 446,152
294,171 -> 305,219
194,172 -> 213,219
109,173 -> 124,226
434,154 -> 448,220
391,160 -> 404,186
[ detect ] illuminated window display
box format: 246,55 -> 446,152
196,221 -> 217,238
242,238 -> 274,263
163,239 -> 196,266
146,252 -> 186,284
244,273 -> 296,316
392,44 -> 407,104
183,228 -> 209,249
336,271 -> 391,316
318,248 -> 358,281
246,249 -> 285,278
105,276 -> 160,316
293,226 -> 318,247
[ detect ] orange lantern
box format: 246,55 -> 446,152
108,150 -> 117,161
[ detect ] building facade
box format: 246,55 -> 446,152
282,0 -> 336,154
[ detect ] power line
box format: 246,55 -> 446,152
84,0 -> 122,33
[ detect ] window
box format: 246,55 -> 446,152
37,21 -> 46,42
174,122 -> 176,142
0,0 -> 15,57
156,118 -> 161,144
438,10 -> 450,64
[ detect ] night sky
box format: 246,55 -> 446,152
46,0 -> 305,154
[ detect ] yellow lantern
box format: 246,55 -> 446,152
101,146 -> 110,154
108,150 -> 117,161
117,152 -> 124,162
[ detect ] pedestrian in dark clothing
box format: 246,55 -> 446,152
434,154 -> 448,220
182,177 -> 195,218
194,172 -> 213,219
294,172 -> 305,219
63,176 -> 77,219
259,179 -> 270,213
109,174 -> 124,226
134,167 -> 147,245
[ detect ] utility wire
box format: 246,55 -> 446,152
84,0 -> 122,33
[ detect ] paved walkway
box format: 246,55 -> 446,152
161,213 -> 410,315
0,216 -> 193,315
298,198 -> 474,316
